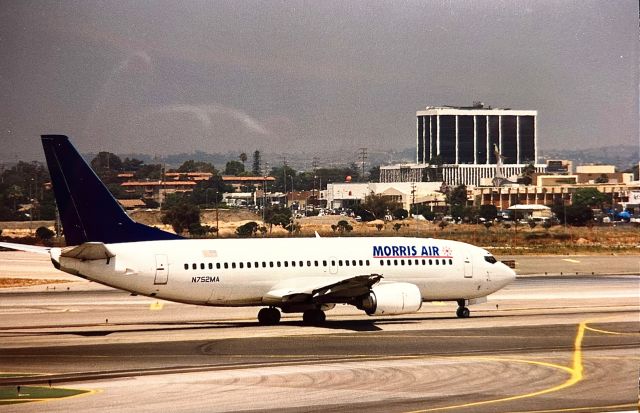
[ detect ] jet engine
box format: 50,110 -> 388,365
358,282 -> 422,315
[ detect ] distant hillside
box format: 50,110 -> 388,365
539,145 -> 638,171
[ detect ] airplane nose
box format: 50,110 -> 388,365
504,265 -> 517,283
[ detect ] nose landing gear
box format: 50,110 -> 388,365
456,299 -> 471,318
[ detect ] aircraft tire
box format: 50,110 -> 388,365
456,307 -> 470,318
303,309 -> 326,325
258,307 -> 281,325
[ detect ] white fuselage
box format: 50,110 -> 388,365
51,236 -> 515,308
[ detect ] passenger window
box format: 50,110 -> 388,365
394,259 -> 398,266
323,260 -> 327,266
339,260 -> 343,266
366,260 -> 370,266
255,262 -> 259,268
224,263 -> 229,269
269,262 -> 274,268
307,260 -> 311,267
415,259 -> 419,265
192,263 -> 197,270
277,261 -> 281,267
314,260 -> 319,266
239,263 -> 244,269
184,263 -> 189,270
359,260 -> 363,266
208,263 -> 213,269
299,260 -> 304,267
435,260 -> 439,265
449,259 -> 453,265
428,259 -> 432,265
291,261 -> 296,267
345,260 -> 349,267
331,260 -> 336,266
247,262 -> 251,268
387,259 -> 391,266
284,261 -> 288,267
262,262 -> 267,268
216,263 -> 221,269
380,260 -> 384,266
232,263 -> 236,269
407,260 -> 412,266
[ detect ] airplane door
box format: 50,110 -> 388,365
463,255 -> 473,278
329,257 -> 338,274
154,254 -> 169,284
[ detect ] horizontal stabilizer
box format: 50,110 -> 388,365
0,242 -> 51,255
61,242 -> 115,261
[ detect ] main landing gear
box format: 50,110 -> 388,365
456,299 -> 470,318
302,308 -> 326,325
257,307 -> 281,325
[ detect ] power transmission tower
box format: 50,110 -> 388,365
358,148 -> 367,181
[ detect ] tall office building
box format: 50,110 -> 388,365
416,104 -> 537,165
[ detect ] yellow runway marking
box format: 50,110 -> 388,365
406,321 -> 589,412
562,259 -> 581,263
585,325 -> 640,336
149,301 -> 164,310
510,402 -> 639,412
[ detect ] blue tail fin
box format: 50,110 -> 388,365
42,135 -> 182,245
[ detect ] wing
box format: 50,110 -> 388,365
0,242 -> 51,255
263,274 -> 382,306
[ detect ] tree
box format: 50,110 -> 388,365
161,202 -> 201,235
269,165 -> 298,192
191,175 -> 231,206
392,208 -> 408,220
177,160 -> 216,173
336,220 -> 353,234
447,184 -> 468,220
368,165 -> 380,182
415,205 -> 436,221
358,192 -> 400,220
479,204 -> 498,222
518,163 -> 536,185
594,174 -> 609,184
573,188 -> 608,208
264,205 -> 292,232
224,160 -> 245,176
35,226 -> 54,243
90,152 -> 123,175
553,204 -> 594,227
239,153 -> 248,169
252,151 -> 262,176
236,221 -> 259,237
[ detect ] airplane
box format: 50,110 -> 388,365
0,135 -> 516,325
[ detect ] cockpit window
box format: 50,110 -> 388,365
484,255 -> 497,264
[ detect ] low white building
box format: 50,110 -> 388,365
323,182 -> 445,211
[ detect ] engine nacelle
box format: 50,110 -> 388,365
358,282 -> 422,316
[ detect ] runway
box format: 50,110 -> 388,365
0,252 -> 638,412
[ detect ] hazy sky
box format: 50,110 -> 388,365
1,0 -> 638,161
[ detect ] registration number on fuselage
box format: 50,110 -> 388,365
191,276 -> 220,283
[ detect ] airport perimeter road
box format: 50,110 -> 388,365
0,272 -> 638,413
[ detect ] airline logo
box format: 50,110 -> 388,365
373,245 -> 453,258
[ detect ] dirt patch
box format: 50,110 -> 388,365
0,278 -> 72,288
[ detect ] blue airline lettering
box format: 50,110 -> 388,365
374,245 -> 445,257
